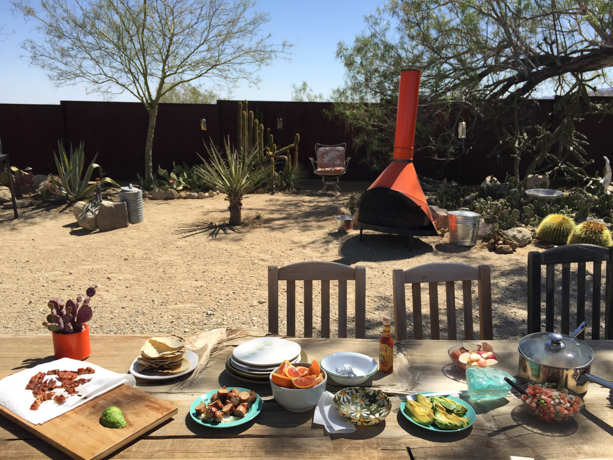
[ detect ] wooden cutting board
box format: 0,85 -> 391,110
0,383 -> 177,460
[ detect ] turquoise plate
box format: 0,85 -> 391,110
189,387 -> 263,428
400,394 -> 476,433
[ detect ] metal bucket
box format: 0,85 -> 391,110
335,215 -> 354,233
119,184 -> 144,224
448,208 -> 480,247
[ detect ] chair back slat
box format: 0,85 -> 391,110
527,245 -> 613,340
446,281 -> 457,340
268,266 -> 279,335
429,282 -> 440,339
287,280 -> 296,337
561,263 -> 571,334
269,262 -> 366,338
577,262 -> 587,340
304,279 -> 313,337
321,280 -> 331,338
394,263 -> 493,340
462,280 -> 474,340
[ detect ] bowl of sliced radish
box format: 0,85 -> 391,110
448,342 -> 499,373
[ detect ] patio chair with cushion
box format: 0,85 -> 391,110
268,261 -> 366,338
393,262 -> 493,340
527,243 -> 613,339
309,143 -> 350,194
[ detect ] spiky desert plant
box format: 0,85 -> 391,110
537,214 -> 576,245
43,287 -> 95,334
195,139 -> 273,225
567,221 -> 613,247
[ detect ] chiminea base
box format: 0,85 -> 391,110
358,223 -> 437,251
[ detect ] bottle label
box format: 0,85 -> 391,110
379,343 -> 393,372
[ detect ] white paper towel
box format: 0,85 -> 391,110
313,391 -> 356,434
0,358 -> 136,425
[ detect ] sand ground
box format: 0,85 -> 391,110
0,180 -> 532,340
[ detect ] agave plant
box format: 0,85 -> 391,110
196,139 -> 272,225
47,142 -> 120,202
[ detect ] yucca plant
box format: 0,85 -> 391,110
196,139 -> 272,225
47,142 -> 120,202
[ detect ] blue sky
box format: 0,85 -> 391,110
0,1 -> 382,104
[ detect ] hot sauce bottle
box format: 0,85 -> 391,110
379,316 -> 393,374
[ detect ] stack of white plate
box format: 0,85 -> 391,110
225,337 -> 304,383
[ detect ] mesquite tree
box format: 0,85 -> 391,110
333,0 -> 613,181
13,0 -> 288,180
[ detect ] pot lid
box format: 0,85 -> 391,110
120,184 -> 140,194
518,332 -> 594,368
448,209 -> 480,218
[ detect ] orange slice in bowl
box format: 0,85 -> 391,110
295,367 -> 310,377
312,373 -> 324,387
308,360 -> 321,375
284,365 -> 301,379
291,374 -> 318,389
271,372 -> 293,389
277,360 -> 292,376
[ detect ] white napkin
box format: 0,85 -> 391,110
313,391 -> 356,434
0,358 -> 136,425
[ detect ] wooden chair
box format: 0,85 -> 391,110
393,263 -> 493,341
268,261 -> 366,338
527,244 -> 613,339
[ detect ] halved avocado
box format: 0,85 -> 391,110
432,396 -> 468,417
432,402 -> 470,430
404,400 -> 434,426
415,393 -> 431,409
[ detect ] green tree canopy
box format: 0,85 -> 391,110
160,79 -> 221,104
333,0 -> 613,181
14,0 -> 289,180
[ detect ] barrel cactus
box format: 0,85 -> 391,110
567,221 -> 613,247
536,214 -> 576,245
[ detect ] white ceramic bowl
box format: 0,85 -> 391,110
269,363 -> 327,412
320,352 -> 378,386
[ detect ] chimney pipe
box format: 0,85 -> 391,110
393,69 -> 421,161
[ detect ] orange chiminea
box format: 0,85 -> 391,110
358,69 -> 438,246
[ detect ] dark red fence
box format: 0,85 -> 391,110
0,98 -> 611,184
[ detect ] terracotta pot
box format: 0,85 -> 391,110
52,323 -> 91,360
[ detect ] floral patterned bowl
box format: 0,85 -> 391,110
332,387 -> 392,426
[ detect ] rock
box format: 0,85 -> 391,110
496,244 -> 515,254
3,199 -> 33,209
186,192 -> 199,199
198,192 -> 208,199
96,201 -> 128,232
208,190 -> 217,197
0,188 -> 11,204
166,189 -> 179,200
587,216 -> 611,228
503,227 -> 532,247
72,201 -> 88,219
255,188 -> 265,194
151,188 -> 166,200
525,174 -> 550,190
462,193 -> 479,206
478,220 -> 493,238
32,174 -> 48,188
338,206 -> 351,216
430,205 -> 448,230
481,175 -> 500,187
179,192 -> 187,199
78,209 -> 98,231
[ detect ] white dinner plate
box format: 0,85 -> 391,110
229,354 -> 299,373
130,349 -> 198,380
232,337 -> 301,367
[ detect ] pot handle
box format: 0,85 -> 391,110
578,373 -> 613,391
570,321 -> 587,338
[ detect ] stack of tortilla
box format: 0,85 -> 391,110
136,336 -> 190,374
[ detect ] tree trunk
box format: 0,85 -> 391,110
228,198 -> 242,225
144,103 -> 159,180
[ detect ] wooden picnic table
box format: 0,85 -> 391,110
1,332 -> 613,460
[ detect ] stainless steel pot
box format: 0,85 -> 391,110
518,322 -> 613,395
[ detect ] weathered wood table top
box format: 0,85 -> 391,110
1,334 -> 613,460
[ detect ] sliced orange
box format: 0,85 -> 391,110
277,360 -> 292,376
284,364 -> 301,379
308,360 -> 321,375
312,374 -> 324,387
271,372 -> 293,389
291,374 -> 318,389
295,366 -> 310,377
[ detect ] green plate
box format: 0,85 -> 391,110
400,394 -> 476,433
189,387 -> 263,428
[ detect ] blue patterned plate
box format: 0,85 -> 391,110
333,387 -> 392,426
189,387 -> 263,428
400,394 -> 476,432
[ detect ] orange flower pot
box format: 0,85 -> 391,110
52,323 -> 91,360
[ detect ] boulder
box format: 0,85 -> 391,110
0,187 -> 11,204
186,192 -> 199,199
525,174 -> 550,190
179,191 -> 187,199
503,227 -> 533,247
78,209 -> 98,231
208,190 -> 217,197
32,174 -> 48,188
96,201 -> 128,232
430,205 -> 448,230
496,244 -> 515,254
198,192 -> 208,199
255,188 -> 266,194
338,206 -> 351,216
478,220 -> 493,238
72,201 -> 88,219
165,189 -> 179,200
3,199 -> 33,209
151,188 -> 166,200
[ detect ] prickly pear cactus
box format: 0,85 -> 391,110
537,214 -> 576,245
567,221 -> 613,247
